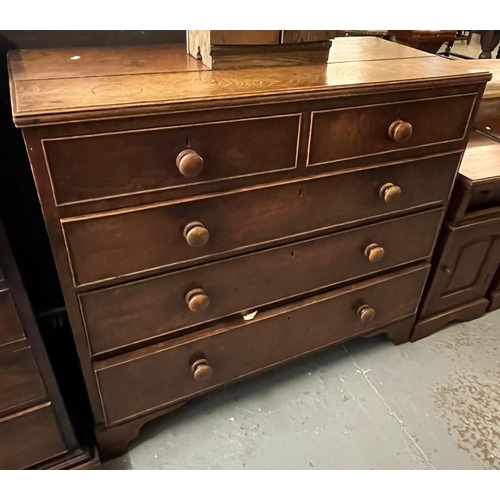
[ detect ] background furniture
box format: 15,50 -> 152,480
187,30 -> 339,69
412,132 -> 500,341
0,220 -> 97,469
389,30 -> 457,54
9,45 -> 489,460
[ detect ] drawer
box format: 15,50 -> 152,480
44,114 -> 301,205
95,263 -> 429,425
0,289 -> 25,347
64,153 -> 459,286
81,209 -> 443,356
0,347 -> 46,415
0,403 -> 67,469
307,94 -> 476,166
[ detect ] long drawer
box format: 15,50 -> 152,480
0,403 -> 67,469
63,153 -> 459,287
95,263 -> 430,425
0,347 -> 46,415
43,114 -> 301,205
81,209 -> 443,356
307,93 -> 475,166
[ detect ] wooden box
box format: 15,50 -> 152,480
187,30 -> 337,69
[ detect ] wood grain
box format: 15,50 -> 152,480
9,49 -> 491,125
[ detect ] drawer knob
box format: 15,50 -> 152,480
388,120 -> 413,143
186,288 -> 210,312
357,304 -> 375,322
192,359 -> 213,381
379,183 -> 401,204
183,222 -> 209,247
176,149 -> 204,178
364,243 -> 385,263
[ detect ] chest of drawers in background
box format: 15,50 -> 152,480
412,132 -> 500,341
0,220 -> 87,469
8,42 -> 490,459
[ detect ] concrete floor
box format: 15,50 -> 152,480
104,309 -> 500,470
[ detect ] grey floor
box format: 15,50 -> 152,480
104,309 -> 500,470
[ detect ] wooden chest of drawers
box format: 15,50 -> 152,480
0,221 -> 76,469
8,44 -> 490,459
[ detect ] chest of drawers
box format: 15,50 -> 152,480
8,44 -> 490,459
0,220 -> 80,469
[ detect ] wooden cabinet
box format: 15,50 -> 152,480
413,132 -> 500,340
8,44 -> 490,460
0,221 -> 92,469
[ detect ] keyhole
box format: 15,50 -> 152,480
185,137 -> 190,147
298,189 -> 303,198
291,251 -> 295,257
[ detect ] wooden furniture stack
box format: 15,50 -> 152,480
0,220 -> 96,469
8,41 -> 490,459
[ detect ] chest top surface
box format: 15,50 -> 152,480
8,40 -> 491,126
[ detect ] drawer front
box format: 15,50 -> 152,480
44,114 -> 301,205
81,209 -> 443,355
0,347 -> 46,415
95,264 -> 429,425
308,94 -> 475,166
0,289 -> 25,347
64,153 -> 459,286
0,403 -> 67,469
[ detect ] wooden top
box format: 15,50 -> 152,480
327,37 -> 434,63
459,131 -> 500,182
9,41 -> 490,126
449,59 -> 500,99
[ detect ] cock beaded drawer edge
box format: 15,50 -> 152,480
8,44 -> 491,459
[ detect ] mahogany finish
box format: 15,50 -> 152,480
9,43 -> 489,459
79,209 -> 443,356
62,155 -> 458,288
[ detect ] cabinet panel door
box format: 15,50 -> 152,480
421,216 -> 500,316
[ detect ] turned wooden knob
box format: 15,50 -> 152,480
388,120 -> 413,143
176,149 -> 204,178
183,222 -> 209,247
364,243 -> 385,263
186,288 -> 210,313
192,359 -> 213,381
357,304 -> 375,323
379,183 -> 402,204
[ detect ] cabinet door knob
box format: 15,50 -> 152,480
186,288 -> 210,312
388,120 -> 413,143
357,304 -> 376,322
183,222 -> 209,247
379,182 -> 402,204
364,243 -> 385,263
192,359 -> 213,381
176,149 -> 204,178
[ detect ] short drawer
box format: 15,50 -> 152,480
95,263 -> 429,425
0,403 -> 67,469
307,94 -> 476,166
0,347 -> 46,415
44,114 -> 301,205
63,153 -> 459,286
0,289 -> 25,347
81,209 -> 443,356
